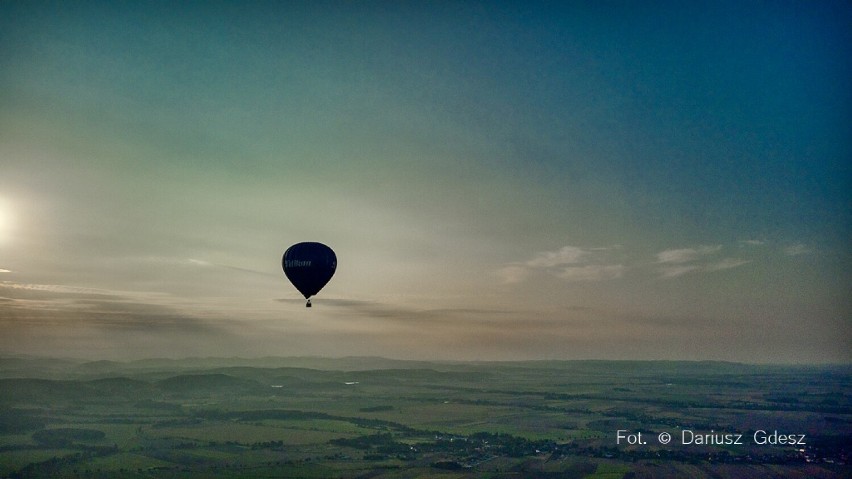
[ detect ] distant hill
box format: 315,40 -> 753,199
155,373 -> 267,395
0,356 -> 86,379
122,356 -> 451,372
2,354 -> 848,383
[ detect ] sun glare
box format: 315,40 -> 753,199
0,196 -> 14,244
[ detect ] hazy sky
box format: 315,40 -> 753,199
1,1 -> 849,363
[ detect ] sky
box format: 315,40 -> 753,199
0,1 -> 849,363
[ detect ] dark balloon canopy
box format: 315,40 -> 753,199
282,242 -> 336,306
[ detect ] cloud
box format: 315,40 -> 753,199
706,258 -> 751,271
278,297 -> 509,323
659,264 -> 701,278
656,245 -> 721,264
0,280 -> 244,359
784,243 -> 812,256
556,264 -> 625,281
1,297 -> 223,334
190,258 -> 278,277
525,246 -> 588,268
655,245 -> 749,278
0,282 -> 123,297
0,269 -> 10,273
739,239 -> 765,246
0,282 -> 175,303
503,243 -> 754,283
499,245 -> 624,283
496,265 -> 531,284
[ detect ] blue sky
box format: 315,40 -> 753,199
0,1 -> 849,362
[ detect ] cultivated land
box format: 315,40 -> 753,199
0,357 -> 848,478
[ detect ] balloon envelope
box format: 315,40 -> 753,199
282,242 -> 337,299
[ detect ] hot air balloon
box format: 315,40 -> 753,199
282,242 -> 336,307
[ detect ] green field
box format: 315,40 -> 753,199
0,357 -> 849,478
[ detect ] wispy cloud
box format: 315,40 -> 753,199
0,281 -> 188,304
784,243 -> 812,256
136,256 -> 277,277
556,264 -> 625,281
499,245 -> 624,283
496,265 -> 531,284
0,282 -> 121,296
706,258 -> 751,271
658,264 -> 702,278
656,245 -> 722,264
187,258 -> 277,277
503,243 -> 756,283
277,297 -> 511,322
525,246 -> 588,268
655,245 -> 749,278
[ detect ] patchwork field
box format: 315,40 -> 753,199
0,357 -> 849,478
